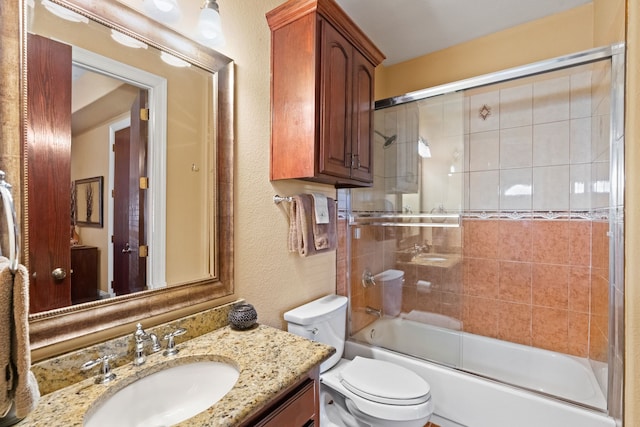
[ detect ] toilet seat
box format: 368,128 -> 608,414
340,357 -> 431,405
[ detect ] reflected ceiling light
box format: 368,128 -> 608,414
110,29 -> 148,49
418,136 -> 431,158
143,0 -> 181,24
505,184 -> 532,196
196,0 -> 226,48
449,149 -> 460,175
160,51 -> 191,68
41,0 -> 88,23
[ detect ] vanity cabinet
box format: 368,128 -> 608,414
267,0 -> 385,187
240,367 -> 320,427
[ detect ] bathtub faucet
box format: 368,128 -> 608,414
365,306 -> 382,318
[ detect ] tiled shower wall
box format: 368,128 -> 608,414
340,218 -> 608,360
461,218 -> 608,360
340,60 -> 612,362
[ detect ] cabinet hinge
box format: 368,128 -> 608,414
139,245 -> 148,258
140,108 -> 150,121
139,177 -> 149,189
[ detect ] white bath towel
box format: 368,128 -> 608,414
0,257 -> 40,418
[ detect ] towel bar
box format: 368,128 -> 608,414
273,195 -> 294,204
0,171 -> 19,274
274,194 -> 339,205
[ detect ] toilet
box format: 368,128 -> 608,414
284,295 -> 433,427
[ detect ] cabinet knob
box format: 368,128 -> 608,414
51,267 -> 67,280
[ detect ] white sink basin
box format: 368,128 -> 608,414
84,361 -> 239,427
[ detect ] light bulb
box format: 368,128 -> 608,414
196,6 -> 226,47
143,0 -> 181,23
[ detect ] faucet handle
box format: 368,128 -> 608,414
148,333 -> 162,352
81,354 -> 117,384
163,328 -> 187,356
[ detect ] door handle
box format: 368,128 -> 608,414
51,267 -> 67,280
122,243 -> 132,254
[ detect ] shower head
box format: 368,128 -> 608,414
374,130 -> 397,148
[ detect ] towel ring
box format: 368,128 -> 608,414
0,171 -> 19,274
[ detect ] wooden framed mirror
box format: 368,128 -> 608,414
0,0 -> 234,355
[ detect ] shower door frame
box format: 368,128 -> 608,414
349,43 -> 626,417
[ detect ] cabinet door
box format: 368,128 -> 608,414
318,20 -> 352,180
350,49 -> 375,182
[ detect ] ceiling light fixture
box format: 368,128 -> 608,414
41,0 -> 88,23
418,136 -> 432,158
160,51 -> 191,68
196,0 -> 225,48
143,0 -> 181,24
110,29 -> 148,49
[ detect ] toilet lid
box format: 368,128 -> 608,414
339,357 -> 431,405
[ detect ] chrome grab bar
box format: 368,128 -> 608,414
0,171 -> 19,274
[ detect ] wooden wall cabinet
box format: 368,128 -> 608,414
267,0 -> 385,187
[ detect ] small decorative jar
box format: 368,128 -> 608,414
228,303 -> 258,330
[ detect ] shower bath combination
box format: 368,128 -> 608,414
345,43 -> 625,427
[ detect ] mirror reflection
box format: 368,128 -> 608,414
27,0 -> 217,313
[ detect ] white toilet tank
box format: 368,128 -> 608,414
284,294 -> 348,373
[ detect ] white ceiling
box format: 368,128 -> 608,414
334,0 -> 592,65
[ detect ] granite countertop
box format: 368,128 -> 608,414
19,325 -> 335,427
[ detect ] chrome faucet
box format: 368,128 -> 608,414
81,354 -> 116,384
163,327 -> 187,356
133,323 -> 160,366
365,306 -> 382,318
411,242 -> 431,258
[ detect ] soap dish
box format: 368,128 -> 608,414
229,303 -> 258,330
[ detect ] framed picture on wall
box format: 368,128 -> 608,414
74,176 -> 103,228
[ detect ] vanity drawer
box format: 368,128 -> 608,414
254,378 -> 317,427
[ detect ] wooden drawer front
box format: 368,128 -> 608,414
256,379 -> 316,427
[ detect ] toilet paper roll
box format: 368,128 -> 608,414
416,280 -> 432,293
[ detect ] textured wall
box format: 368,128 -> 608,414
216,0 -> 337,329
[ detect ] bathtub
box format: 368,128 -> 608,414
347,317 -> 615,427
